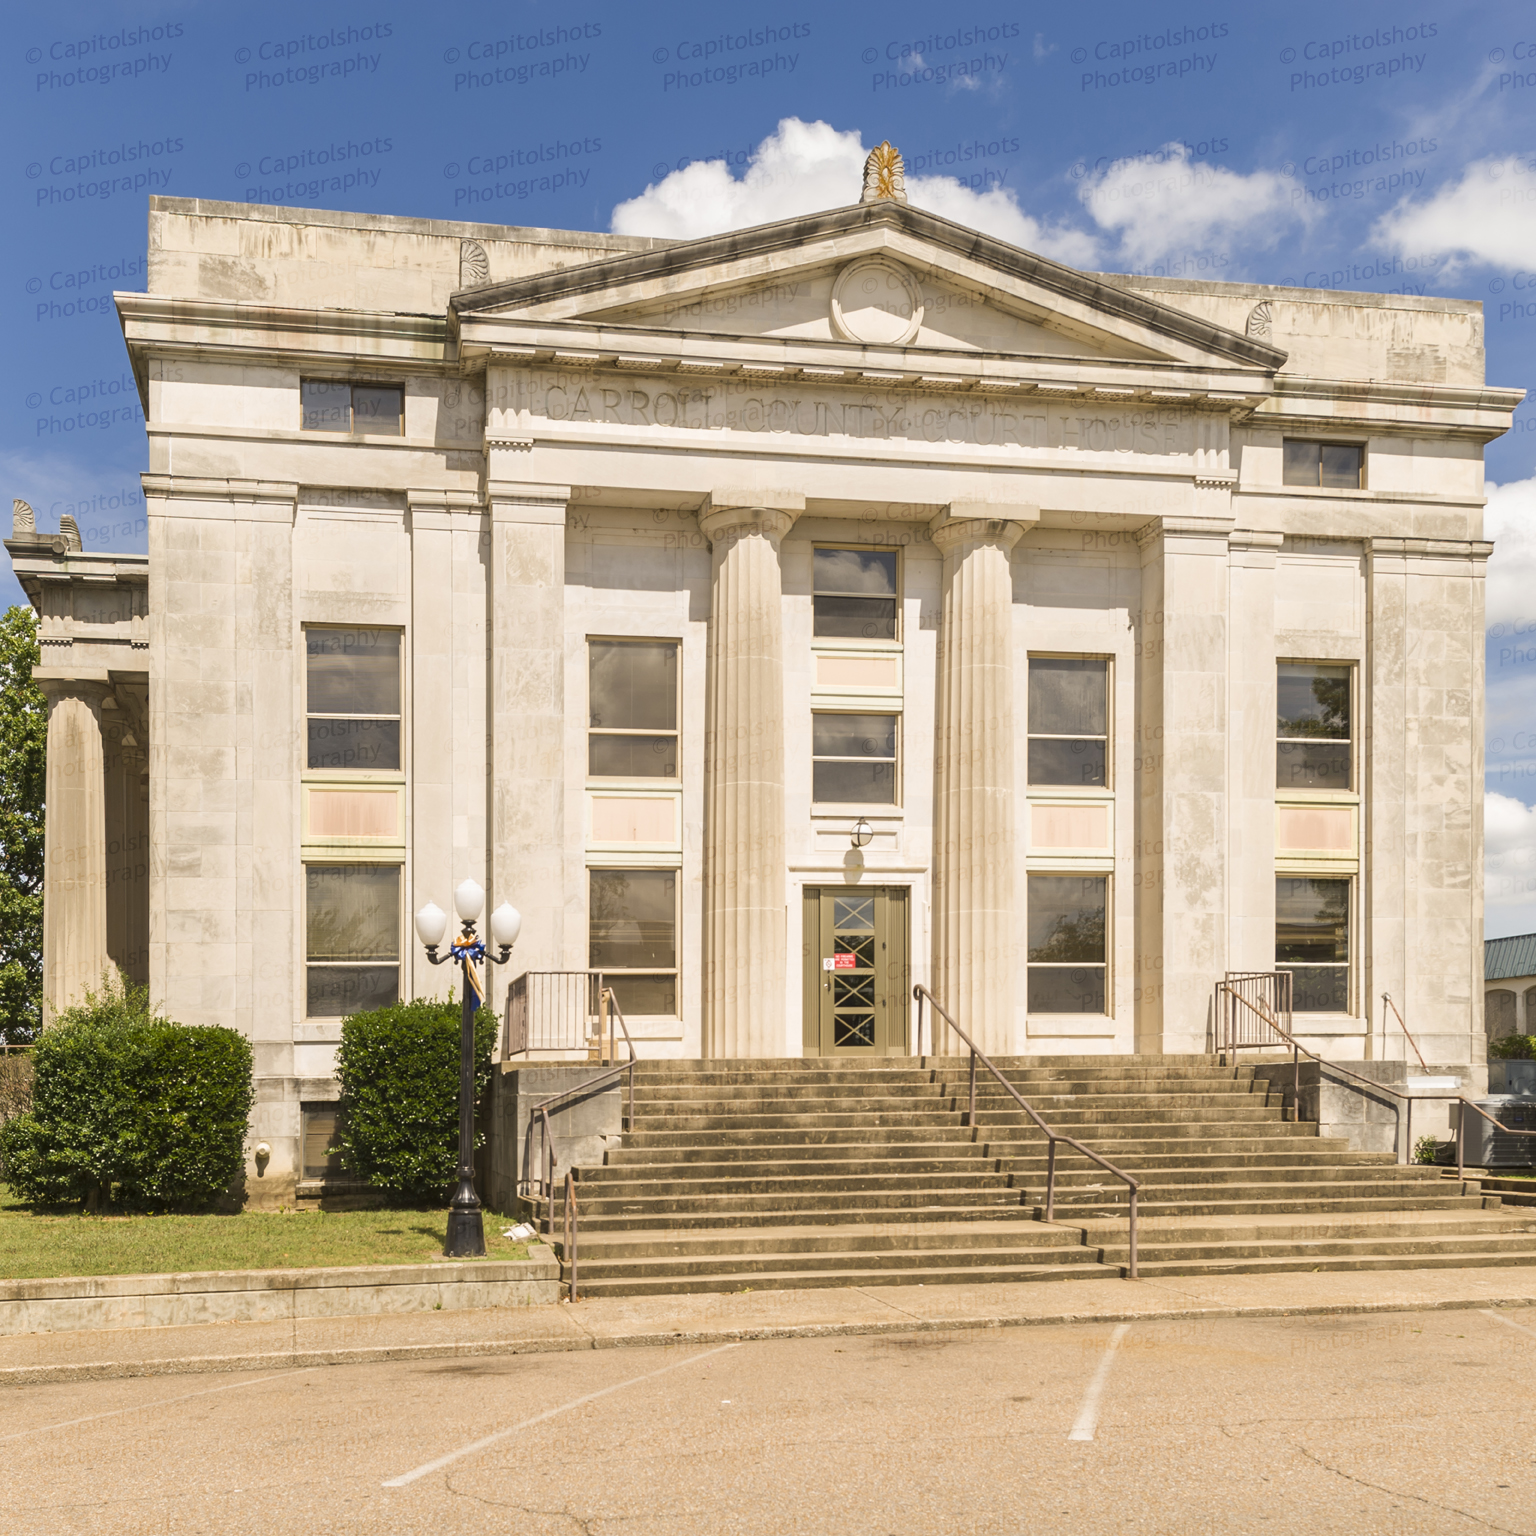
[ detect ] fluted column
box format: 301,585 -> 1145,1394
930,509 -> 1027,1054
40,680 -> 111,1022
701,497 -> 800,1058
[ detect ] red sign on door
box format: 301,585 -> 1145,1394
831,953 -> 857,970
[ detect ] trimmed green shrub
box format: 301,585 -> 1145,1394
1489,1034 -> 1536,1060
0,979 -> 253,1210
334,997 -> 495,1204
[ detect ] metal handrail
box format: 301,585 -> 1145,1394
913,985 -> 1140,1279
523,990 -> 640,1203
1216,983 -> 1536,1179
564,1170 -> 580,1302
1381,993 -> 1430,1072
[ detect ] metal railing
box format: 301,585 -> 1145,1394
522,989 -> 641,1297
1381,993 -> 1430,1071
913,985 -> 1140,1279
503,970 -> 608,1057
1213,980 -> 1536,1179
564,1171 -> 580,1302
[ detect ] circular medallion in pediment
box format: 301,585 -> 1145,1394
830,258 -> 924,346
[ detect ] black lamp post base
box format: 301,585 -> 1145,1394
444,1203 -> 486,1258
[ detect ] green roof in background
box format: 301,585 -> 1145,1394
1486,933 -> 1536,982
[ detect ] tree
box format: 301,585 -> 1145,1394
0,607 -> 46,1044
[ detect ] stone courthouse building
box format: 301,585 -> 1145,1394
6,170 -> 1521,1194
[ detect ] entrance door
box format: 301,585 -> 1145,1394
802,886 -> 910,1056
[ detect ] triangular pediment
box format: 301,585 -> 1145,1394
451,202 -> 1286,373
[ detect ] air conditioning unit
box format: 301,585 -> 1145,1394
1460,1097 -> 1536,1169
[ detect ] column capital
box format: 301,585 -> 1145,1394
700,492 -> 802,548
928,502 -> 1034,554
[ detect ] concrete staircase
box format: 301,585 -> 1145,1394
525,1056 -> 1536,1297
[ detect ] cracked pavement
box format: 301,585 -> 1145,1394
2,1303 -> 1534,1534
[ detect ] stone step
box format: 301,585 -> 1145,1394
619,1124 -> 1333,1150
566,1241 -> 1106,1284
1043,1193 -> 1489,1220
1112,1250 -> 1536,1280
567,1184 -> 1028,1218
629,1105 -> 1286,1131
574,1163 -> 1444,1198
526,1198 -> 1037,1234
565,1262 -> 1117,1299
605,1143 -> 1387,1170
1094,1232 -> 1536,1265
555,1220 -> 1080,1262
628,1074 -> 1265,1098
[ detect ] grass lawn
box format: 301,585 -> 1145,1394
0,1186 -> 530,1279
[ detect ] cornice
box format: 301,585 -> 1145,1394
464,323 -> 1274,411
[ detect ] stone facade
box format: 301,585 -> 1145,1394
6,193 -> 1521,1201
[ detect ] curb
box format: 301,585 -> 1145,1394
6,1290 -> 1535,1386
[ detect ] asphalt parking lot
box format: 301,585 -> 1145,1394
3,1304 -> 1535,1535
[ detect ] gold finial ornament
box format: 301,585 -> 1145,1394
861,141 -> 908,204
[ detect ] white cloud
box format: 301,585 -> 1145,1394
1485,790 -> 1536,937
610,117 -> 1100,265
1077,143 -> 1312,267
1483,477 -> 1536,629
1374,155 -> 1536,278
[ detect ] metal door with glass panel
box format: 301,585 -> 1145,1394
802,886 -> 909,1055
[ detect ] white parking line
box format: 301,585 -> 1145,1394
381,1342 -> 743,1488
1482,1307 -> 1536,1340
1068,1323 -> 1131,1443
0,1370 -> 299,1444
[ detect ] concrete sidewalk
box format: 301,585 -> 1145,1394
6,1265 -> 1536,1385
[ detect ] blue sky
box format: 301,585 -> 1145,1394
3,0 -> 1534,928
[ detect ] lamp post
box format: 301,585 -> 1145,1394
416,879 -> 521,1258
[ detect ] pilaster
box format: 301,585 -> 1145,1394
1135,514 -> 1234,1054
487,482 -> 569,992
1227,530 -> 1283,976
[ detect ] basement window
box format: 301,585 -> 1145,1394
589,868 -> 677,1016
1282,440 -> 1362,489
1276,876 -> 1350,1013
301,380 -> 403,435
300,1103 -> 347,1180
1027,875 -> 1107,1013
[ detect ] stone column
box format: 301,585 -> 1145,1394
701,494 -> 801,1059
929,506 -> 1028,1055
39,679 -> 111,1022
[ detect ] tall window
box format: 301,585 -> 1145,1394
1028,657 -> 1108,786
306,627 -> 401,772
589,869 -> 677,1015
1277,663 -> 1351,790
812,712 -> 897,804
813,548 -> 898,639
1283,440 -> 1362,489
1027,875 -> 1107,1013
300,380 -> 403,435
305,863 -> 399,1017
588,640 -> 679,779
1276,876 -> 1350,1012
